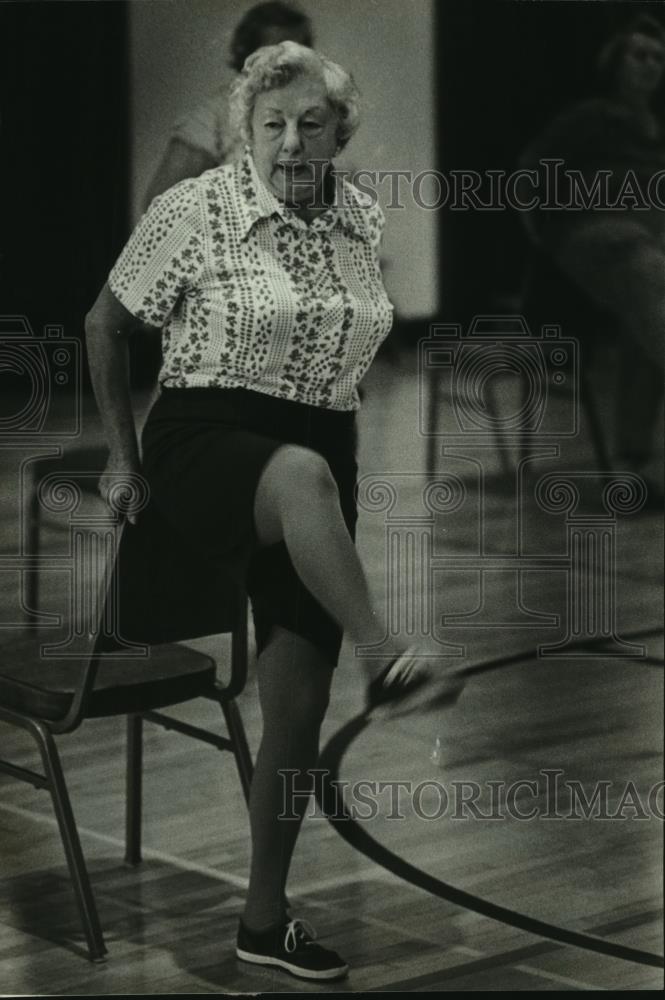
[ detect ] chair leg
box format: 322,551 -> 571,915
518,371 -> 535,469
484,378 -> 513,478
30,721 -> 107,961
220,699 -> 253,806
425,368 -> 439,479
580,368 -> 613,472
125,714 -> 143,865
25,489 -> 40,620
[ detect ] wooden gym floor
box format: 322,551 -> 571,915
0,347 -> 662,992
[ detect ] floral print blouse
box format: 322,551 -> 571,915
109,148 -> 394,410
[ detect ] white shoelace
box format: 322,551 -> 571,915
383,647 -> 424,688
284,918 -> 317,953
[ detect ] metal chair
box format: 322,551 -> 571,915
22,445 -> 110,616
0,470 -> 253,962
424,291 -> 615,478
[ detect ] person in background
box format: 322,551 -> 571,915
520,14 -> 665,497
143,1 -> 313,209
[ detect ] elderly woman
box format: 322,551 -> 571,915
86,41 -> 458,981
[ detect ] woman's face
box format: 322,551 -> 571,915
618,31 -> 665,97
250,72 -> 339,208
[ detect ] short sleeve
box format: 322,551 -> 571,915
109,181 -> 205,327
366,202 -> 386,253
343,181 -> 386,252
172,94 -> 227,161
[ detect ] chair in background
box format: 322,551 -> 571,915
424,261 -> 616,478
423,316 -> 516,480
519,250 -> 615,471
0,471 -> 254,962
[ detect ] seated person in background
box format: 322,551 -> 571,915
520,14 -> 665,495
143,1 -> 313,209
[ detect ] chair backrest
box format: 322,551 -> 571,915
51,495 -> 247,731
100,497 -> 243,652
26,447 -> 242,651
26,451 -> 247,729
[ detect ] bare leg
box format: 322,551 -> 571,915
243,626 -> 333,932
252,445 -> 464,708
253,445 -> 387,654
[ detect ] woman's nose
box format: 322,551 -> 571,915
281,122 -> 303,157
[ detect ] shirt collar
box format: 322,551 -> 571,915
236,147 -> 369,241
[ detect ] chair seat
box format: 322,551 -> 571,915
0,632 -> 217,722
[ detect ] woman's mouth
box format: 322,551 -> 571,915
276,163 -> 311,179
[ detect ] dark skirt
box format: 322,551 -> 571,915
140,387 -> 358,667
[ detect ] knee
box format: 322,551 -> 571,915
269,445 -> 338,503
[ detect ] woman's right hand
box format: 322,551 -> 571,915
97,453 -> 147,526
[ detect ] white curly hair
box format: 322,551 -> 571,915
229,40 -> 360,151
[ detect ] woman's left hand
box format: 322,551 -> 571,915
98,453 -> 146,526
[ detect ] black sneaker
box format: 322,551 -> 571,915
236,916 -> 349,981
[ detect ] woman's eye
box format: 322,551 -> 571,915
303,121 -> 323,131
264,121 -> 282,131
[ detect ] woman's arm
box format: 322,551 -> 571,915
90,172 -> 203,524
85,282 -> 146,522
143,138 -> 217,210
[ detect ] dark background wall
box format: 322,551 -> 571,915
0,0 -> 129,390
436,0 -> 665,323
